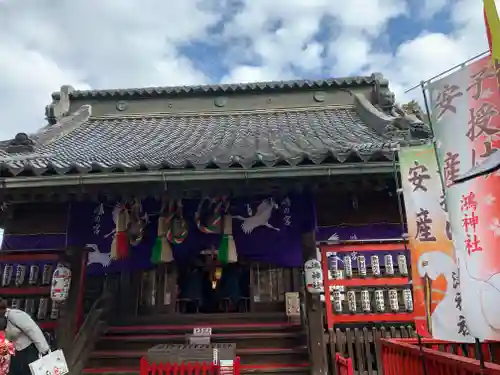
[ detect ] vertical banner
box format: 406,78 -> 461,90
400,145 -> 471,341
429,55 -> 500,340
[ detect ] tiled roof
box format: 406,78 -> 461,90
0,106 -> 399,176
53,75 -> 386,100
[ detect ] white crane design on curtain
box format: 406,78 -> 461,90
86,244 -> 112,267
233,198 -> 280,234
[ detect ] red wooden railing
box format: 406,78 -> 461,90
381,339 -> 500,375
140,356 -> 241,375
335,354 -> 354,375
395,338 -> 500,362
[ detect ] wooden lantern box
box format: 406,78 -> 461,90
319,241 -> 414,327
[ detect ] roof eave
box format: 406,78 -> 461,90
0,162 -> 396,189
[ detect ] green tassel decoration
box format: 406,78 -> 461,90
218,213 -> 237,264
151,236 -> 163,264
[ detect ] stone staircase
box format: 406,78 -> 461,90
83,312 -> 310,374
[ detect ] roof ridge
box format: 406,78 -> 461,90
52,74 -> 388,100
89,104 -> 356,120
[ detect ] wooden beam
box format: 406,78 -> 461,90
301,231 -> 328,375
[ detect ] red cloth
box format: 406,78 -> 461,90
115,231 -> 128,259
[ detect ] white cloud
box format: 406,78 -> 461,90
0,0 -> 221,140
0,0 -> 495,142
371,0 -> 492,102
419,0 -> 451,19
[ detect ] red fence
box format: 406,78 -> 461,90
381,339 -> 500,375
395,338 -> 500,363
140,357 -> 241,375
335,354 -> 353,375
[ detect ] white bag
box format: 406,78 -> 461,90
29,350 -> 68,375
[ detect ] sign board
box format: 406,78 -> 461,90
193,327 -> 212,336
219,359 -> 234,375
285,292 -> 300,317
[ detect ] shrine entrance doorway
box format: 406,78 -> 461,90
82,262 -> 300,318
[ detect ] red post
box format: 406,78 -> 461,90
234,356 -> 241,375
335,354 -> 354,375
320,245 -> 334,328
140,357 -> 149,375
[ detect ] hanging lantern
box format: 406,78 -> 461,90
375,290 -> 385,312
398,254 -> 408,276
371,255 -> 381,277
384,254 -> 394,276
343,255 -> 353,278
14,265 -> 26,287
2,264 -> 12,287
332,289 -> 342,313
328,255 -> 339,279
50,301 -> 59,320
347,290 -> 357,313
25,298 -> 35,316
361,290 -> 371,312
304,259 -> 323,294
389,289 -> 399,312
10,299 -> 21,310
28,265 -> 39,285
41,264 -> 53,285
403,289 -> 414,311
37,298 -> 49,320
50,263 -> 72,302
357,256 -> 367,277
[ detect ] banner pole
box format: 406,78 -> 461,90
417,334 -> 428,375
391,147 -> 410,244
405,51 -> 489,94
475,337 -> 486,369
419,81 -> 447,195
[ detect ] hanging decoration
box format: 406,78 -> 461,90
195,197 -> 223,234
50,262 -> 72,302
129,198 -> 149,247
218,198 -> 238,264
151,196 -> 174,264
110,203 -> 130,259
167,199 -> 188,245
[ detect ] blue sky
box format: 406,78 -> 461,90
0,0 -> 493,141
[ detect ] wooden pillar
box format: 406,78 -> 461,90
156,262 -> 177,313
301,231 -> 328,375
117,270 -> 136,317
165,263 -> 178,313
55,247 -> 87,353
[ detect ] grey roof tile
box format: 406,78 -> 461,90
0,106 -> 398,176
52,75 -> 386,100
